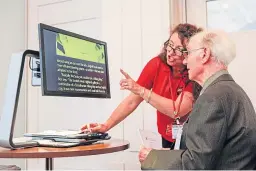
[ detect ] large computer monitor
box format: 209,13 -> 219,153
38,23 -> 111,98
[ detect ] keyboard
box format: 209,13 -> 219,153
24,130 -> 81,138
66,132 -> 111,140
24,130 -> 111,141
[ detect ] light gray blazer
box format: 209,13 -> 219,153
141,74 -> 256,170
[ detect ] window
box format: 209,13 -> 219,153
207,0 -> 256,32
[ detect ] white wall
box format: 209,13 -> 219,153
0,0 -> 26,169
27,0 -> 169,170
186,0 -> 207,28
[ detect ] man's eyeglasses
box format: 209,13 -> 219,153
165,42 -> 186,57
183,48 -> 204,59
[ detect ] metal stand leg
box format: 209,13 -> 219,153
46,158 -> 53,170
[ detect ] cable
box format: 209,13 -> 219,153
29,56 -> 40,71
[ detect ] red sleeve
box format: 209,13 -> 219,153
184,81 -> 193,93
136,57 -> 160,89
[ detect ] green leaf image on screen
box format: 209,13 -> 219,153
56,33 -> 105,64
56,34 -> 65,54
95,44 -> 105,60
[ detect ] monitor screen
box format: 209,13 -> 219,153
38,23 -> 111,98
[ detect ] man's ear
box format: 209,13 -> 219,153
201,47 -> 211,64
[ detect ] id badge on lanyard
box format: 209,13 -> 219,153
165,75 -> 184,140
166,118 -> 183,149
174,125 -> 183,150
171,121 -> 183,139
166,118 -> 183,139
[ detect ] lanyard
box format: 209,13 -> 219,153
169,74 -> 185,124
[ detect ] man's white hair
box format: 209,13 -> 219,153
191,30 -> 236,66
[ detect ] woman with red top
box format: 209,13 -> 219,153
81,23 -> 202,149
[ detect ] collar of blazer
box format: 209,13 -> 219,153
199,70 -> 233,96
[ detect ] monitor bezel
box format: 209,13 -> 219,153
38,23 -> 111,98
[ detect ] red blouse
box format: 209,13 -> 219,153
137,56 -> 193,142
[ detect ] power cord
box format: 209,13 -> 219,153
29,56 -> 40,71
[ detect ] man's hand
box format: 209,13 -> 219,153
138,146 -> 152,163
80,123 -> 108,133
120,69 -> 142,95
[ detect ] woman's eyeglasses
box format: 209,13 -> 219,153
165,43 -> 186,57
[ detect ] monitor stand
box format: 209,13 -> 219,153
0,50 -> 39,149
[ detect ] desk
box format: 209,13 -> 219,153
0,139 -> 129,170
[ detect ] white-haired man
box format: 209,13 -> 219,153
139,30 -> 256,170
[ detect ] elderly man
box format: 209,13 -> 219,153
139,30 -> 256,170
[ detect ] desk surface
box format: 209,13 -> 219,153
0,139 -> 129,158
